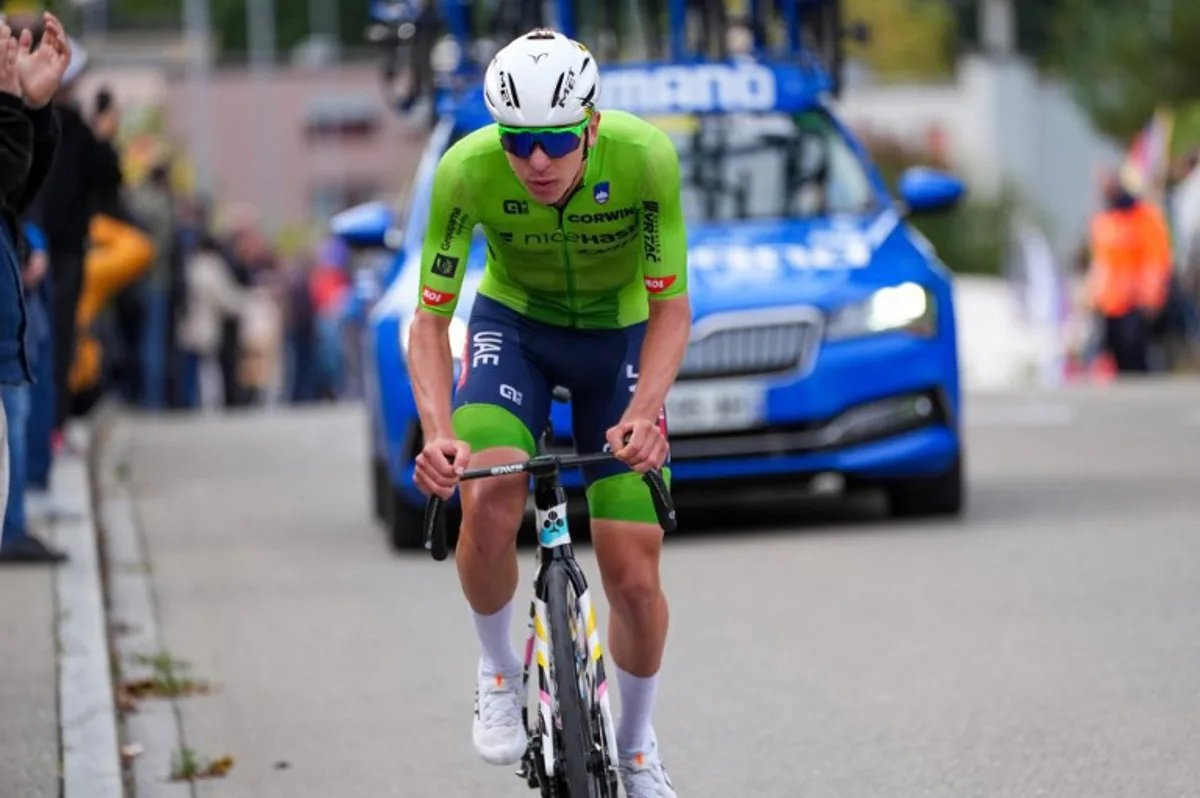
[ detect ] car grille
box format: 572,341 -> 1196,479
676,319 -> 819,381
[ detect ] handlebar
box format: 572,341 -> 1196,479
421,452 -> 677,562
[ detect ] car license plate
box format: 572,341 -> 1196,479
664,381 -> 766,435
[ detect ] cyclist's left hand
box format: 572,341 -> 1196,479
606,416 -> 668,474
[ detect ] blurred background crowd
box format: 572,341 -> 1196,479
3,0 -> 1200,564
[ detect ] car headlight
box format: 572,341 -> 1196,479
400,315 -> 469,359
825,282 -> 936,341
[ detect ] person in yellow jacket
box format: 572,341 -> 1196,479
68,213 -> 155,405
1086,173 -> 1173,373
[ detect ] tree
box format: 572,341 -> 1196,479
1047,0 -> 1200,146
47,0 -> 371,62
207,0 -> 370,60
843,0 -> 957,80
949,0 -> 1067,66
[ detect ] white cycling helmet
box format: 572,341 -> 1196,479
483,28 -> 600,128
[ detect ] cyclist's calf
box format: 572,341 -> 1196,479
591,519 -> 665,616
590,518 -> 670,675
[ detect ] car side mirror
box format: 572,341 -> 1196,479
330,200 -> 404,250
897,167 -> 966,215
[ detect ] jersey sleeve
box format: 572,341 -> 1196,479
638,126 -> 689,301
417,144 -> 476,317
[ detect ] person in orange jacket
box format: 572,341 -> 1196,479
68,213 -> 155,405
1086,173 -> 1173,373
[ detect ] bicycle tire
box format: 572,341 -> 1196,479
546,563 -> 601,797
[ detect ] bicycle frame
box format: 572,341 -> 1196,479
422,430 -> 676,794
522,453 -> 617,788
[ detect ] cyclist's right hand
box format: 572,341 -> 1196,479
415,437 -> 471,499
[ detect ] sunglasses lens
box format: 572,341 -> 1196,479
500,131 -> 535,158
537,130 -> 583,158
499,129 -> 583,159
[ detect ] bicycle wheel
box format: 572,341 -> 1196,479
546,563 -> 605,797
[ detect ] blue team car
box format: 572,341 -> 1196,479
335,54 -> 969,551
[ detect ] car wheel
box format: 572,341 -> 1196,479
885,455 -> 965,518
371,456 -> 389,522
385,484 -> 461,553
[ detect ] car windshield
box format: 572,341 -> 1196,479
647,108 -> 879,223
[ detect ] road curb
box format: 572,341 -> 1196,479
52,420 -> 124,798
98,419 -> 193,798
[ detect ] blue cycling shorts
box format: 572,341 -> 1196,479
451,295 -> 669,491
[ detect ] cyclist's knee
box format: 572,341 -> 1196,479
459,447 -> 529,557
593,520 -> 664,617
588,472 -> 669,616
604,559 -> 662,616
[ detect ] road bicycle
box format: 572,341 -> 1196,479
423,399 -> 676,797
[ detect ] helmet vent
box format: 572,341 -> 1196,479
526,29 -> 557,40
506,72 -> 522,108
551,73 -> 565,108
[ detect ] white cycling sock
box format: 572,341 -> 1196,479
473,598 -> 523,677
615,665 -> 658,754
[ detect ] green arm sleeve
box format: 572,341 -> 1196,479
639,126 -> 689,301
417,146 -> 476,317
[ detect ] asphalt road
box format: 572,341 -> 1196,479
116,382 -> 1200,797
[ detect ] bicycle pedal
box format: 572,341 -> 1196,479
515,760 -> 538,788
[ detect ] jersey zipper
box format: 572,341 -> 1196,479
556,184 -> 586,328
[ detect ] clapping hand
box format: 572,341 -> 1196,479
0,24 -> 21,99
16,12 -> 71,109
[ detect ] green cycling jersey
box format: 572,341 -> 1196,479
417,109 -> 689,330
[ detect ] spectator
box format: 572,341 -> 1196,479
23,35 -> 122,449
23,219 -> 58,521
216,206 -> 259,408
1158,150 -> 1200,365
177,234 -> 246,410
283,254 -> 318,404
309,236 -> 351,399
167,195 -> 207,407
67,211 -> 156,412
125,155 -> 176,409
1086,171 -> 1174,374
3,218 -> 57,561
0,12 -> 70,564
239,252 -> 285,406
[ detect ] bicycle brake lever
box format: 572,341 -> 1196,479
615,432 -> 676,533
641,470 -> 677,534
422,449 -> 461,562
423,495 -> 449,561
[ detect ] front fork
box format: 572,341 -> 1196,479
515,559 -> 619,793
517,591 -> 556,790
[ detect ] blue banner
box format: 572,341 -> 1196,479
439,59 -> 833,129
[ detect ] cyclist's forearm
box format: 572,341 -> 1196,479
626,294 -> 691,422
408,310 -> 457,440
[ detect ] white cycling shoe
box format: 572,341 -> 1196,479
618,729 -> 677,798
472,662 -> 527,766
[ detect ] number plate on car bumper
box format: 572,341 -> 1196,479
664,380 -> 767,435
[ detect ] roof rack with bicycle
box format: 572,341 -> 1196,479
365,0 -> 870,124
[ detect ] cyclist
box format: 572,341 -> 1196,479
409,28 -> 688,798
